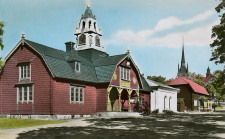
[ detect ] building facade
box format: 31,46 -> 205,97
167,77 -> 210,111
148,80 -> 179,113
0,6 -> 152,115
177,45 -> 188,78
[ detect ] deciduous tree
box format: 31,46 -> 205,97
210,0 -> 225,64
0,22 -> 4,50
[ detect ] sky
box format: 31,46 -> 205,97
0,0 -> 223,79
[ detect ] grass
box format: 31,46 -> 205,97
0,118 -> 67,129
215,105 -> 223,109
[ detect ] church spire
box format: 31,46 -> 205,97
206,66 -> 211,77
74,5 -> 103,51
177,36 -> 188,78
181,37 -> 185,65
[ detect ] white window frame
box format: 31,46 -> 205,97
17,86 -> 33,103
19,64 -> 30,80
70,86 -> 84,104
75,62 -> 80,72
120,66 -> 130,81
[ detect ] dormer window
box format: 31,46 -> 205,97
18,63 -> 30,80
75,62 -> 80,72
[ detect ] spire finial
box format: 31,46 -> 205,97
181,38 -> 185,64
126,49 -> 130,54
21,32 -> 25,39
182,36 -> 184,47
86,4 -> 90,8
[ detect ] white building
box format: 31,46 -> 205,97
148,80 -> 180,113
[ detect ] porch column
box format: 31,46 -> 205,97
106,86 -> 113,111
117,88 -> 123,112
127,89 -> 133,112
135,90 -> 140,112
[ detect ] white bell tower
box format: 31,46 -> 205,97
74,5 -> 103,51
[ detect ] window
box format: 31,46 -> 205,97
89,35 -> 93,45
75,62 -> 80,72
89,21 -> 91,28
17,86 -> 33,103
19,64 -> 30,80
95,35 -> 100,46
120,67 -> 130,81
79,34 -> 86,45
70,86 -> 84,103
82,21 -> 85,29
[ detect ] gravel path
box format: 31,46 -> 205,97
0,118 -> 91,139
1,113 -> 225,139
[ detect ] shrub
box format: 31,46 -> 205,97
162,110 -> 174,114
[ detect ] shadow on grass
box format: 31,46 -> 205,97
16,114 -> 225,139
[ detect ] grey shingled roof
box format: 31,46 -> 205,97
147,79 -> 179,91
24,39 -> 127,83
140,76 -> 152,92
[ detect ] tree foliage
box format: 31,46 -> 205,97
0,22 -> 4,50
206,70 -> 225,103
147,75 -> 173,84
210,0 -> 225,64
0,22 -> 4,67
187,72 -> 205,86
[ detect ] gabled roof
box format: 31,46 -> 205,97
140,76 -> 152,92
4,39 -> 146,87
147,79 -> 179,92
167,77 -> 209,95
202,74 -> 213,83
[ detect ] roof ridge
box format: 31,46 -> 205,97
25,39 -> 65,53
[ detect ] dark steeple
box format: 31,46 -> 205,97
187,63 -> 188,73
177,37 -> 188,78
181,45 -> 185,64
206,66 -> 211,77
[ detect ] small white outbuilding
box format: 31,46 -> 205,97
148,80 -> 180,113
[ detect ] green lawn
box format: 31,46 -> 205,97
0,118 -> 67,129
215,105 -> 223,109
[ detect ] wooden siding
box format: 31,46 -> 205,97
0,44 -> 52,114
110,59 -> 139,89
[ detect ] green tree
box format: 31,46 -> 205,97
187,72 -> 205,86
207,70 -> 225,104
147,75 -> 173,84
0,22 -> 4,67
210,0 -> 225,64
0,22 -> 4,50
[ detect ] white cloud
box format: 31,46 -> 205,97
153,9 -> 215,32
109,9 -> 216,48
148,19 -> 219,48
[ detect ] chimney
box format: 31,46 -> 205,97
65,42 -> 75,52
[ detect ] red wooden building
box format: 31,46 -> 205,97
167,77 -> 209,111
0,6 -> 152,115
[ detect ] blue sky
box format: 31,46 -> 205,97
0,0 -> 223,79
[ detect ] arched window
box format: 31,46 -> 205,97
89,35 -> 93,46
79,34 -> 86,45
82,21 -> 85,29
95,35 -> 100,46
94,22 -> 96,30
164,96 -> 167,110
169,97 -> 172,110
89,21 -> 91,29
